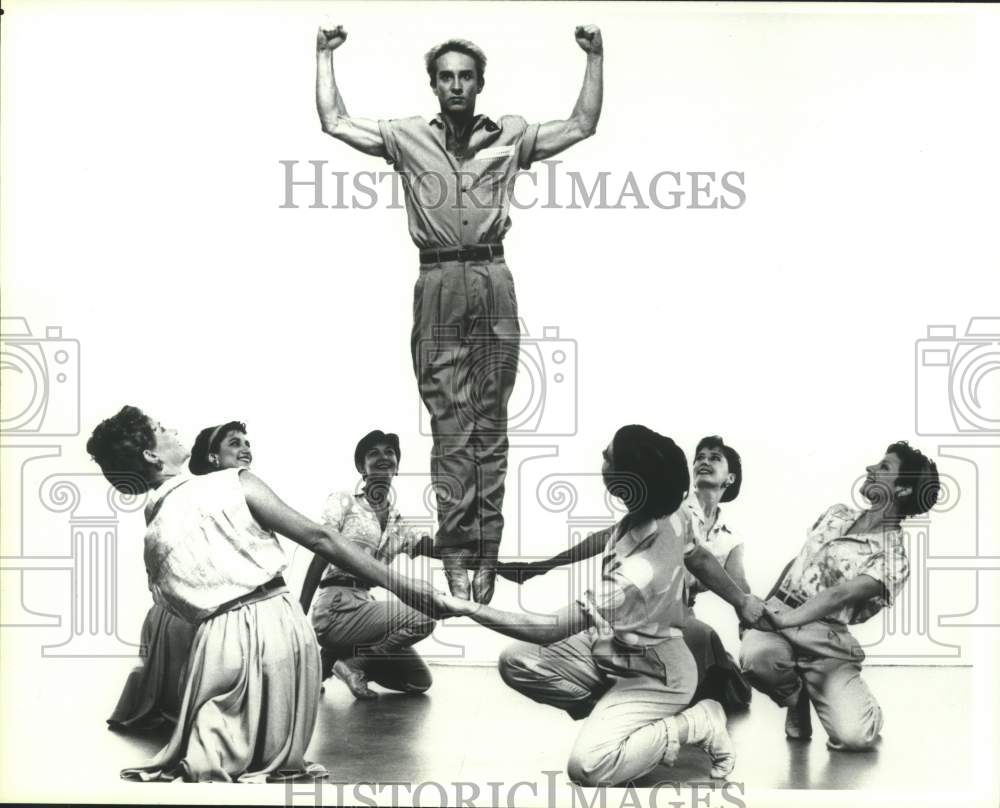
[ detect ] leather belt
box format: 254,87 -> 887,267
419,244 -> 504,264
319,576 -> 370,591
202,575 -> 286,622
774,589 -> 806,609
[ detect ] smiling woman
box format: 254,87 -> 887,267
740,441 -> 940,751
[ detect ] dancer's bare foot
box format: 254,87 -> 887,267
785,688 -> 812,740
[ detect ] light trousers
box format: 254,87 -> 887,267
740,597 -> 883,751
498,629 -> 697,786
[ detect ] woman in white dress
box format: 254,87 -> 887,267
87,406 -> 442,782
107,420 -> 252,731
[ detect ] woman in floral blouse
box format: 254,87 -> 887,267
299,430 -> 436,700
740,441 -> 939,750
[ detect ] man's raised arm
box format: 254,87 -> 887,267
531,25 -> 604,162
316,25 -> 387,158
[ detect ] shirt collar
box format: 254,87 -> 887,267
428,113 -> 499,132
353,491 -> 400,524
684,492 -> 731,535
827,505 -> 901,546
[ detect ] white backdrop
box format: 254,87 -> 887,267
2,0 -> 999,703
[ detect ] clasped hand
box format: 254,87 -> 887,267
738,593 -> 780,631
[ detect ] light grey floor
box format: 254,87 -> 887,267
96,664 -> 971,790
2,634 -> 964,797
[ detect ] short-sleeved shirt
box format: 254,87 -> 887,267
377,114 -> 540,249
682,493 -> 744,604
779,503 -> 910,625
143,469 -> 287,623
318,489 -> 430,583
582,509 -> 699,647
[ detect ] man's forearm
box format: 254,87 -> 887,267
316,50 -> 347,131
570,53 -> 603,138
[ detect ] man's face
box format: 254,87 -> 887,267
431,51 -> 482,114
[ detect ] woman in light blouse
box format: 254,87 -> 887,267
299,430 -> 436,700
681,435 -> 753,714
439,425 -> 773,786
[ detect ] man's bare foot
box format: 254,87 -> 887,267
785,688 -> 812,740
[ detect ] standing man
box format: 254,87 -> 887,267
315,24 -> 603,603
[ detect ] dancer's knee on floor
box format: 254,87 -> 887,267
497,645 -> 533,688
566,745 -> 621,788
825,714 -> 882,752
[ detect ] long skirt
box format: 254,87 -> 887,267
682,611 -> 752,714
121,590 -> 326,782
108,604 -> 197,730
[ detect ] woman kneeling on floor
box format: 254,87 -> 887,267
438,425 -> 774,787
300,429 -> 436,700
740,441 -> 939,751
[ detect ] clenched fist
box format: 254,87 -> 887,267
317,25 -> 347,52
575,25 -> 603,55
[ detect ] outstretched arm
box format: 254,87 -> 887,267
316,25 -> 387,157
772,575 -> 883,629
531,25 -> 603,161
686,544 -> 773,627
299,554 -> 327,613
497,526 -> 612,584
239,471 -> 441,614
441,596 -> 591,645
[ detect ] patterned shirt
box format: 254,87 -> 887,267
143,469 -> 287,623
682,493 -> 744,604
378,114 -> 540,249
582,509 -> 699,647
318,489 -> 431,583
779,503 -> 909,625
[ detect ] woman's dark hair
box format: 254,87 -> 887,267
424,39 -> 487,85
886,441 -> 940,517
609,425 -> 690,528
695,435 -> 743,503
86,405 -> 157,494
188,421 -> 247,475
